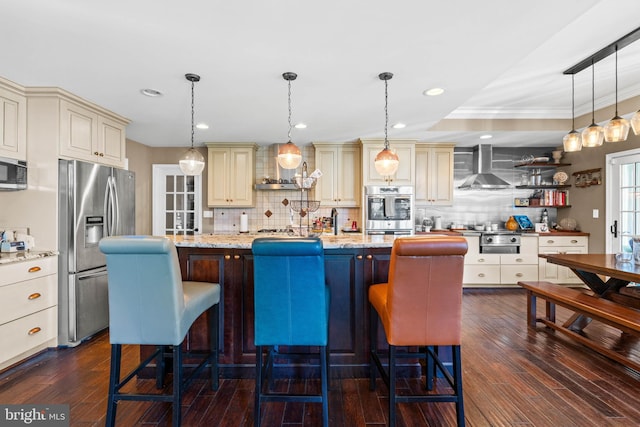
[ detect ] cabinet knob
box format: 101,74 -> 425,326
94,151 -> 99,155
366,254 -> 373,260
516,273 -> 524,277
516,258 -> 523,263
28,292 -> 42,300
99,153 -> 104,157
547,240 -> 555,244
234,255 -> 240,260
28,266 -> 41,273
224,255 -> 231,260
571,239 -> 578,244
356,255 -> 363,260
28,327 -> 42,335
478,258 -> 485,262
478,273 -> 485,277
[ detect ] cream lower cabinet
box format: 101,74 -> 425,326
415,143 -> 454,206
359,139 -> 416,186
313,142 -> 361,207
0,77 -> 27,160
0,256 -> 57,370
463,235 -> 538,286
538,235 -> 588,284
206,143 -> 257,207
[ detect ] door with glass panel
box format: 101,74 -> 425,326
607,150 -> 640,254
152,164 -> 202,236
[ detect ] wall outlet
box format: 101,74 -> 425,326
593,209 -> 599,219
203,210 -> 213,218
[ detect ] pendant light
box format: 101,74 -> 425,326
581,62 -> 604,148
562,74 -> 582,152
632,110 -> 640,136
604,46 -> 630,142
179,73 -> 206,175
374,72 -> 399,177
277,72 -> 302,170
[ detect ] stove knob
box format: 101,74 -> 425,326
486,237 -> 493,243
510,237 -> 517,243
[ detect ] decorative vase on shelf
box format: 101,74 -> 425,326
552,150 -> 563,164
505,216 -> 518,231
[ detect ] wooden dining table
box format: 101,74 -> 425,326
539,253 -> 640,329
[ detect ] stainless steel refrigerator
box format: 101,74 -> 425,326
58,159 -> 135,347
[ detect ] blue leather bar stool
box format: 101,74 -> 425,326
99,236 -> 220,427
251,237 -> 330,427
369,236 -> 468,427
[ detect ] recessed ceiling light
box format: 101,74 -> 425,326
141,88 -> 163,97
294,123 -> 307,129
423,87 -> 444,96
392,123 -> 406,129
480,134 -> 493,139
196,123 -> 209,130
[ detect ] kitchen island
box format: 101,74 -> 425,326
166,233 -> 400,378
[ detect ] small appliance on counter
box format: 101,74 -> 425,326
1,240 -> 26,252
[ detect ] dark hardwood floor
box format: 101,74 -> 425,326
2,289 -> 640,426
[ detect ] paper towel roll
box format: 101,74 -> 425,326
240,212 -> 249,233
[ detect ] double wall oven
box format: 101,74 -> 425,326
364,185 -> 414,235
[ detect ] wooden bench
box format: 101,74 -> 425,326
518,280 -> 640,372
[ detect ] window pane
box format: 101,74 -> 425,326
176,175 -> 184,191
166,194 -> 174,210
176,194 -> 184,210
621,188 -> 634,211
165,213 -> 173,229
165,176 -> 174,192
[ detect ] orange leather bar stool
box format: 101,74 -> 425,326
369,235 -> 468,427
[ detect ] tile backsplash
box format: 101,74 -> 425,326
211,144 -> 360,233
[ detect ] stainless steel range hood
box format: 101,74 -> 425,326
458,144 -> 511,190
254,144 -> 299,190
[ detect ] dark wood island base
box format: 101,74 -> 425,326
141,244 -> 432,379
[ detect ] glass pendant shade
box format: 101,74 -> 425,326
374,147 -> 400,176
179,73 -> 205,175
277,141 -> 302,169
179,148 -> 205,175
604,116 -> 630,142
631,110 -> 640,136
562,130 -> 582,152
582,123 -> 604,147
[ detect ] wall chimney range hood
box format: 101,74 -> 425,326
458,144 -> 511,190
254,144 -> 299,190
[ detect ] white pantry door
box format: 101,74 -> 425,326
606,148 -> 640,254
152,164 -> 202,236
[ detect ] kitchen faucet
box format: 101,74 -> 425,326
331,208 -> 338,235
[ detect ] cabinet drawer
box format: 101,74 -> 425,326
500,265 -> 538,284
463,265 -> 500,284
500,254 -> 539,265
464,253 -> 500,265
0,256 -> 57,286
0,274 -> 57,325
539,236 -> 587,247
0,306 -> 57,363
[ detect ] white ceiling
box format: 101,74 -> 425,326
3,0 -> 640,148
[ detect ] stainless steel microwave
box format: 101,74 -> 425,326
0,156 -> 27,190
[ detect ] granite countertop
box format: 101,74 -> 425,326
170,233 -> 397,249
0,250 -> 58,265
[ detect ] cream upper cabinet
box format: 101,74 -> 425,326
414,143 -> 454,205
206,143 -> 257,207
59,98 -> 127,168
360,139 -> 415,186
313,142 -> 361,207
0,77 -> 27,160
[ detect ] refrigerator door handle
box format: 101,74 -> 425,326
111,175 -> 120,235
77,266 -> 108,280
104,176 -> 116,236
